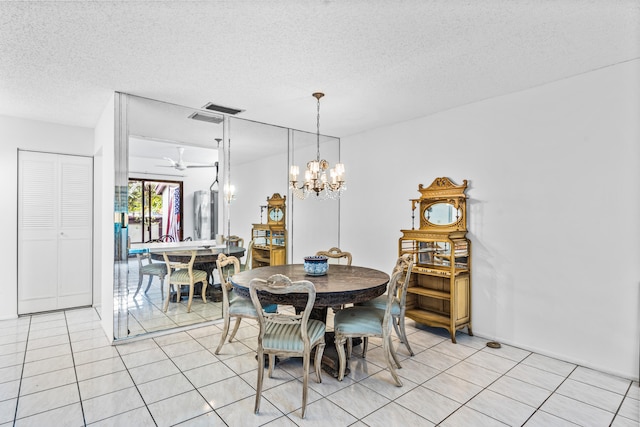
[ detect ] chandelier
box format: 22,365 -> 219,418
289,92 -> 346,200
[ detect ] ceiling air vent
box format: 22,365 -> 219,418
203,102 -> 245,115
188,112 -> 224,124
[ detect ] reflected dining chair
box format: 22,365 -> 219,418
214,254 -> 258,354
333,254 -> 414,386
356,253 -> 416,355
133,252 -> 167,300
223,235 -> 244,248
249,274 -> 326,419
315,247 -> 352,266
162,250 -> 208,313
241,239 -> 254,271
148,234 -> 176,243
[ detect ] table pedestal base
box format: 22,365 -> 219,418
318,332 -> 363,378
169,282 -> 222,303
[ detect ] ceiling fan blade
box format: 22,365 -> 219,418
185,164 -> 216,168
163,157 -> 177,166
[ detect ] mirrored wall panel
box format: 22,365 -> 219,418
114,94 -> 341,341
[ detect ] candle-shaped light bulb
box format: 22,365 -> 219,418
290,165 -> 299,181
310,160 -> 319,173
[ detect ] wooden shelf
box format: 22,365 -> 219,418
405,308 -> 451,325
251,208 -> 287,268
411,265 -> 469,277
253,254 -> 271,263
407,287 -> 450,300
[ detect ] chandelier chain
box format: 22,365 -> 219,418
316,94 -> 321,161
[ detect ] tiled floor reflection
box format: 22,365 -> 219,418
122,257 -> 224,337
0,307 -> 637,426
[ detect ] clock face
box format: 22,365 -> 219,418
269,207 -> 284,222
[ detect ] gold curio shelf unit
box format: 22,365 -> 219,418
399,177 -> 472,343
251,193 -> 287,268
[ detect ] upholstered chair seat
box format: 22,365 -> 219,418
134,252 -> 167,299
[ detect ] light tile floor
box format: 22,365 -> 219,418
0,307 -> 638,426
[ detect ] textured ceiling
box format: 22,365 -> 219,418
0,1 -> 638,137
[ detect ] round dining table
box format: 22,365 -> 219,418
150,246 -> 246,300
149,246 -> 245,264
230,264 -> 390,310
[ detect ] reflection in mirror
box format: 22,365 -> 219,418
225,118 -> 341,264
115,94 -> 222,340
114,95 -> 343,341
226,118 -> 289,249
424,202 -> 461,226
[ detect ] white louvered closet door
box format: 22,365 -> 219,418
18,151 -> 93,314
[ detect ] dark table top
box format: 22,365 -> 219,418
230,264 -> 389,307
149,247 -> 245,263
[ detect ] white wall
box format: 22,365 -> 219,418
0,115 -> 94,320
341,60 -> 640,380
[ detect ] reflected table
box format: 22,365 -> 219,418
150,246 -> 246,301
231,264 -> 390,376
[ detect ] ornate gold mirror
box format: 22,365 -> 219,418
412,177 -> 468,233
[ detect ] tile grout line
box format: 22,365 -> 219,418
64,311 -> 88,426
128,331 -> 221,423
610,380 -> 635,423
12,315 -> 31,427
113,343 -> 160,426
435,344 -> 515,426
521,363 -> 578,426
344,334 -> 459,425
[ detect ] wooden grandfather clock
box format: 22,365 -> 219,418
266,193 -> 286,225
251,193 -> 287,268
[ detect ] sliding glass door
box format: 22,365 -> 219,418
128,178 -> 183,243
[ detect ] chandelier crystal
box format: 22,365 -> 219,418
289,92 -> 346,200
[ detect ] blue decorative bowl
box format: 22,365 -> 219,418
304,256 -> 329,276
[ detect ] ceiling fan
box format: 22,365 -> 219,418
161,147 -> 216,171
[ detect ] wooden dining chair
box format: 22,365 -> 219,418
249,274 -> 326,419
223,235 -> 244,248
148,234 -> 176,243
316,247 -> 352,312
315,247 -> 352,265
241,239 -> 254,271
333,254 -> 414,386
356,253 -> 416,355
133,252 -> 167,300
214,254 -> 259,354
162,250 -> 208,313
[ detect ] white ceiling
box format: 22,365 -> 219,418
1,1 -> 638,137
